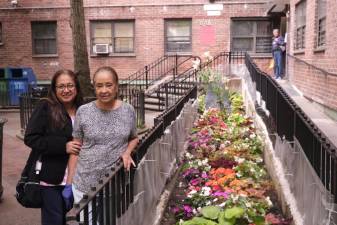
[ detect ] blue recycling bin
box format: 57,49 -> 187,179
8,78 -> 28,106
7,67 -> 37,88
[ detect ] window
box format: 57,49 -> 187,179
91,21 -> 134,54
0,22 -> 3,44
31,21 -> 57,55
295,1 -> 306,50
316,0 -> 326,47
165,19 -> 192,53
231,20 -> 272,53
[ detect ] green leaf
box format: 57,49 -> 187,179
182,217 -> 218,225
218,212 -> 236,225
224,207 -> 245,219
253,215 -> 266,225
201,206 -> 221,220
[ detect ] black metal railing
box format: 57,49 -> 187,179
19,89 -> 146,134
245,53 -> 337,202
119,54 -> 196,97
66,85 -> 197,225
145,51 -> 245,111
65,51 -> 245,225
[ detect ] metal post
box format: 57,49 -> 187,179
174,54 -> 178,79
164,83 -> 169,110
139,91 -> 145,128
0,118 -> 7,199
145,65 -> 149,89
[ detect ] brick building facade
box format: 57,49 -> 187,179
286,0 -> 337,111
1,0 -> 336,110
0,0 -> 278,81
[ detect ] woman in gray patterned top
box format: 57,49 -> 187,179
64,67 -> 138,204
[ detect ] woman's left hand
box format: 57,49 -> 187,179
121,151 -> 136,171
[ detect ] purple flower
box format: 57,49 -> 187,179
190,178 -> 200,186
171,206 -> 181,214
212,191 -> 229,199
183,205 -> 193,213
201,171 -> 208,179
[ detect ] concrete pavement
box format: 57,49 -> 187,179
0,111 -> 40,225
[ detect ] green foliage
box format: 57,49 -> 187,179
201,206 -> 221,220
224,207 -> 245,220
181,217 -> 218,225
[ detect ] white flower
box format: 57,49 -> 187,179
201,187 -> 211,196
245,202 -> 252,208
185,152 -> 193,159
232,195 -> 239,203
234,156 -> 245,164
249,133 -> 256,139
218,202 -> 226,208
192,208 -> 198,214
266,196 -> 273,207
255,157 -> 263,163
178,182 -> 183,188
213,198 -> 218,202
197,207 -> 202,212
205,201 -> 211,206
179,219 -> 185,225
187,190 -> 197,198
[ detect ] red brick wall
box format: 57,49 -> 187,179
287,0 -> 337,110
0,1 -> 269,81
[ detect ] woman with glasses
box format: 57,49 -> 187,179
64,66 -> 138,223
24,69 -> 83,225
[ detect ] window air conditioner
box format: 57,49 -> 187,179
94,44 -> 109,54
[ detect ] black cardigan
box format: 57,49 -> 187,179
24,100 -> 73,184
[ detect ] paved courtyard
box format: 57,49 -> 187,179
0,111 -> 40,225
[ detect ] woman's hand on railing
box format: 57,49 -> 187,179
121,151 -> 136,171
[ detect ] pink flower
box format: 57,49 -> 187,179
201,171 -> 208,179
212,191 -> 229,199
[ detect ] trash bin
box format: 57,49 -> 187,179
8,78 -> 28,106
0,78 -> 9,106
0,118 -> 7,199
7,67 -> 37,89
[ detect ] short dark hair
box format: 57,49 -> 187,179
93,66 -> 119,84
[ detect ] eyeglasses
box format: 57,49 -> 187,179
56,83 -> 75,91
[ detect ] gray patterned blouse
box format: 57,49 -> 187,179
72,101 -> 137,193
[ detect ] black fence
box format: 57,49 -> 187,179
146,51 -> 245,111
66,84 -> 197,225
65,51 -> 245,225
245,53 -> 337,202
19,88 -> 146,134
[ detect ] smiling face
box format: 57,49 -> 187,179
94,70 -> 118,104
55,74 -> 78,105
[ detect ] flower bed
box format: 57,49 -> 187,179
161,93 -> 292,225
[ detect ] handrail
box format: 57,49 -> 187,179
65,51 -> 245,224
245,52 -> 337,203
287,53 -> 337,77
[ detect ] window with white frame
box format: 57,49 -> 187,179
165,19 -> 192,53
316,0 -> 326,47
231,19 -> 272,53
31,21 -> 57,55
91,21 -> 134,54
295,1 -> 306,50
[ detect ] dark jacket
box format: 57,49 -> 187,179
24,100 -> 73,184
